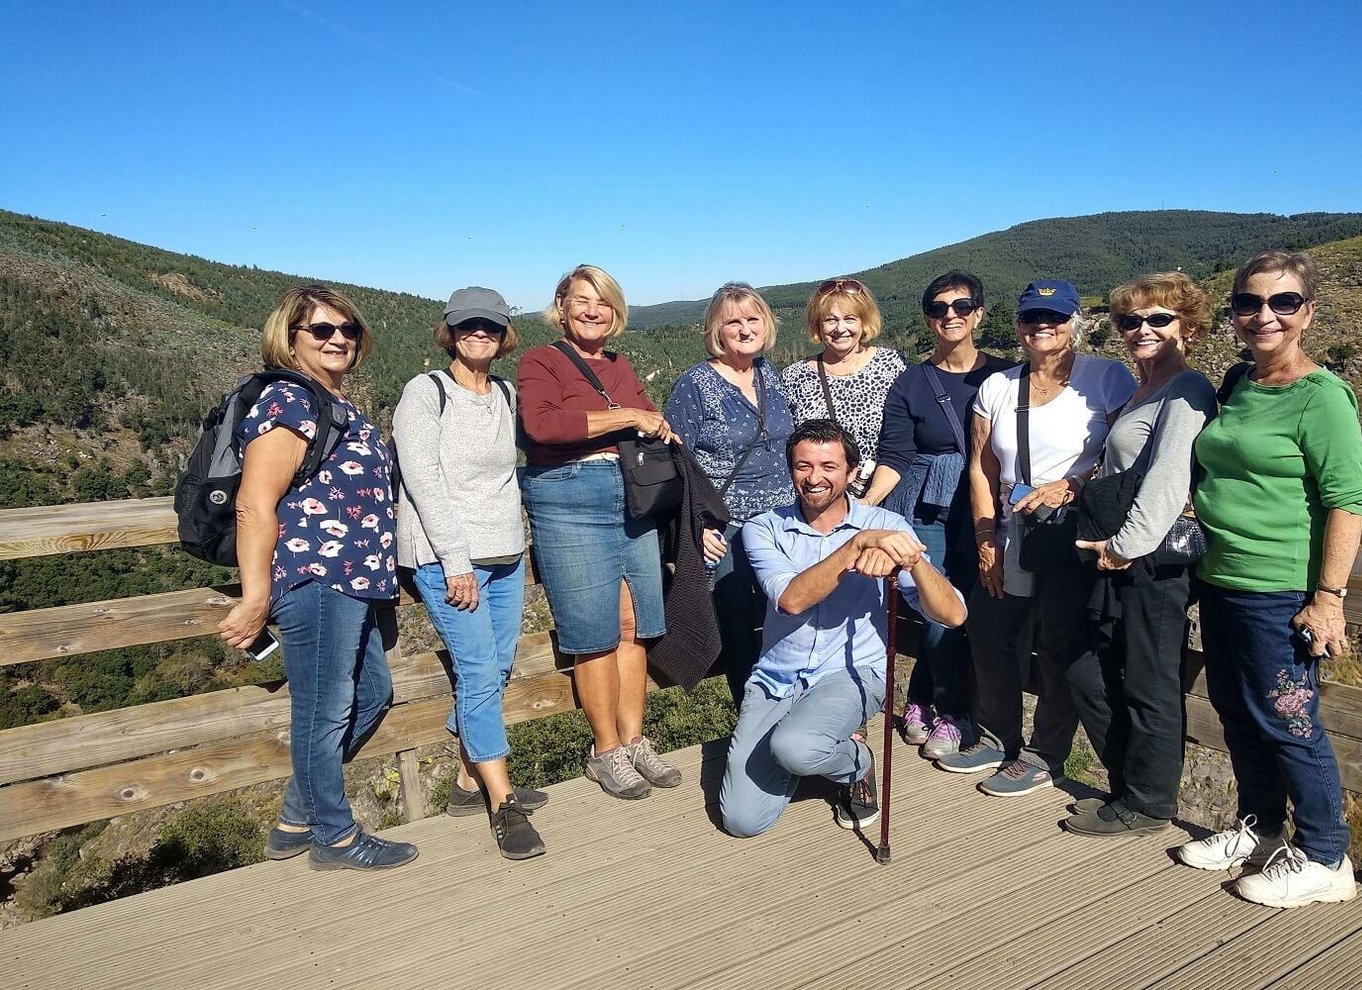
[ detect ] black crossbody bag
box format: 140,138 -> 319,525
551,340 -> 682,519
1015,366 -> 1081,574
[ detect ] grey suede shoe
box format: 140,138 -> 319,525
585,745 -> 651,800
445,780 -> 550,817
491,797 -> 547,861
626,736 -> 681,788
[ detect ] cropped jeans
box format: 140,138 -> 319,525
413,558 -> 525,763
1198,581 -> 1350,866
274,581 -> 393,846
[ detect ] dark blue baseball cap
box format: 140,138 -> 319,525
1016,279 -> 1081,316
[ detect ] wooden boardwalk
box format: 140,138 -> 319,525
5,724 -> 1360,990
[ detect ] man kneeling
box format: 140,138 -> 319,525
720,420 -> 967,837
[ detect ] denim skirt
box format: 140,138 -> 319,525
520,459 -> 666,653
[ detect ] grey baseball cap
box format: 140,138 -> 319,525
444,286 -> 511,327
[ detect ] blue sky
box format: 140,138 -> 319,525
3,1 -> 1360,310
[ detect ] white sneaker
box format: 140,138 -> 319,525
1236,847 -> 1358,908
1176,816 -> 1285,871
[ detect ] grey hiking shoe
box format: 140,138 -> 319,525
445,780 -> 550,817
585,745 -> 651,800
490,796 -> 546,861
627,736 -> 681,788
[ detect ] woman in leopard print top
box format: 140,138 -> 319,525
781,277 -> 905,463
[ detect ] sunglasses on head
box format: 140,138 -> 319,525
816,278 -> 866,295
1018,309 -> 1072,325
1116,312 -> 1178,332
1229,292 -> 1309,317
291,321 -> 363,342
924,298 -> 980,319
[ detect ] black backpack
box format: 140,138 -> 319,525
174,369 -> 349,565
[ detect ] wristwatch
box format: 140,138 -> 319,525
1316,584 -> 1349,599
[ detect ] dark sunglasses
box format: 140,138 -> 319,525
454,319 -> 507,335
816,278 -> 866,295
1229,291 -> 1309,317
924,298 -> 980,319
1115,312 -> 1178,332
1018,309 -> 1072,325
291,321 -> 363,342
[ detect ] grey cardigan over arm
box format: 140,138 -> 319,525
392,371 -> 525,577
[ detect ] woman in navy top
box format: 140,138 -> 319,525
862,272 -> 1013,759
665,283 -> 796,702
217,285 -> 416,872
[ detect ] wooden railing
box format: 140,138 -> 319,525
1,496 -> 1361,846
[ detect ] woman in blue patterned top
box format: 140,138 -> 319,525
217,285 -> 416,872
665,282 -> 796,702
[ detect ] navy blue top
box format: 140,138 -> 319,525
877,354 -> 1016,474
664,357 -> 796,522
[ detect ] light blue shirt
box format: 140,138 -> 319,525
742,497 -> 927,698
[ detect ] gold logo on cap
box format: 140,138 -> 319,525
1038,287 -> 1056,296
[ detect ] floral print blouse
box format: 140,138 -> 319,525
237,382 -> 397,605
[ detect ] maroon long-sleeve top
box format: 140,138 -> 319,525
517,343 -> 658,466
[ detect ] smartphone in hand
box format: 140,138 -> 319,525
245,628 -> 280,662
1007,483 -> 1035,505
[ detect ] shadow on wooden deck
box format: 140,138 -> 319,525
3,724 -> 1360,990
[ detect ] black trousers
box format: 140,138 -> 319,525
1065,568 -> 1191,820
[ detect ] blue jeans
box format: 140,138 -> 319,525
413,558 -> 525,763
711,521 -> 766,705
274,581 -> 393,846
1198,582 -> 1350,865
904,509 -> 972,716
720,666 -> 885,838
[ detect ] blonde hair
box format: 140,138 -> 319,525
433,317 -> 519,358
542,264 -> 628,338
260,285 -> 373,372
702,283 -> 778,358
803,280 -> 883,346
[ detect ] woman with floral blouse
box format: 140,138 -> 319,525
217,285 -> 416,872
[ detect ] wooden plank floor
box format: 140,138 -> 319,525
4,724 -> 1361,990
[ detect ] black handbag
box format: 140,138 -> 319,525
550,341 -> 682,519
1014,366 -> 1080,575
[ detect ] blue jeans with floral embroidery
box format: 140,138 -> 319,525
1198,582 -> 1350,865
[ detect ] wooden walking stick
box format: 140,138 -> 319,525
877,568 -> 900,865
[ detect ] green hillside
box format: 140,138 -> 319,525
629,210 -> 1362,337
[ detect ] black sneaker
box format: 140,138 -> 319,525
264,826 -> 312,860
491,797 -> 547,861
835,749 -> 880,831
445,780 -> 551,817
308,829 -> 419,871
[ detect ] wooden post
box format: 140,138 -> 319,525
397,747 -> 425,822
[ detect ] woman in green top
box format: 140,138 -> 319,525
1176,251 -> 1362,909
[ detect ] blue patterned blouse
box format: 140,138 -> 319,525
237,382 -> 398,605
664,357 -> 796,522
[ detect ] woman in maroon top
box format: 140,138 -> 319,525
518,264 -> 682,800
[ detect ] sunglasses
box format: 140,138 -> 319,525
816,278 -> 866,295
291,321 -> 363,342
924,298 -> 980,319
1115,312 -> 1178,332
1017,309 -> 1072,325
1229,291 -> 1309,317
454,319 -> 507,335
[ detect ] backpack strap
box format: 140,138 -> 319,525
246,369 -> 347,484
1217,361 -> 1253,405
428,370 -> 449,416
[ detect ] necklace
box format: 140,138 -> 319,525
1030,355 -> 1074,396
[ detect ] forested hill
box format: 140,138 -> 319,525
629,210 -> 1362,330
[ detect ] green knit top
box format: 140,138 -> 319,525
1194,368 -> 1362,592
